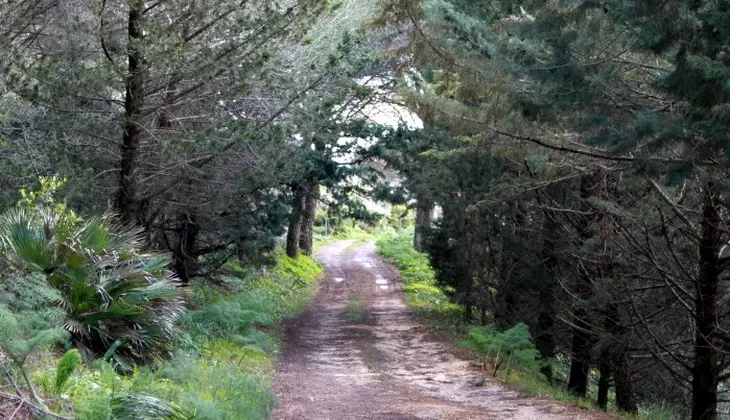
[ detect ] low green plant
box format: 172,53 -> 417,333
159,354 -> 277,419
377,233 -> 462,324
637,402 -> 685,420
55,348 -> 82,393
346,299 -> 366,322
273,253 -> 323,287
0,206 -> 185,363
110,393 -> 194,420
65,250 -> 323,419
462,323 -> 539,377
181,294 -> 278,354
0,306 -> 68,404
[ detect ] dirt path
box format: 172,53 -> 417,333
273,240 -> 612,420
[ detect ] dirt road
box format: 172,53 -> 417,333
272,240 -> 611,420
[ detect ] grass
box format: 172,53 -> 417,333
22,251 -> 323,419
313,220 -> 402,251
345,299 -> 366,323
376,231 -> 677,420
376,232 -> 463,332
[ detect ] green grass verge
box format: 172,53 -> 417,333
28,251 -> 323,420
376,232 -> 463,333
376,232 -> 677,420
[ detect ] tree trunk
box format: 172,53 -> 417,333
116,0 -> 145,226
535,218 -> 559,382
172,211 -> 199,284
691,182 -> 722,420
567,315 -> 591,396
494,287 -> 515,330
535,276 -> 556,356
567,172 -> 600,397
613,349 -> 637,413
298,180 -> 319,256
414,197 -> 434,252
601,299 -> 637,412
597,346 -> 611,410
286,186 -> 305,259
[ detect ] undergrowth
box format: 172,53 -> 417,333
376,231 -> 676,420
22,252 -> 322,419
376,232 -> 462,332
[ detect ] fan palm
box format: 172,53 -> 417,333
0,207 -> 185,362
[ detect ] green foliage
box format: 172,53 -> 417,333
377,232 -> 462,323
377,232 -> 435,283
159,355 -> 276,420
0,305 -> 68,403
0,205 -> 185,363
0,306 -> 68,367
55,349 -> 82,394
0,272 -> 62,312
273,252 -> 323,289
330,219 -> 377,240
385,204 -> 413,230
57,250 -> 322,419
110,393 -> 194,420
181,294 -> 276,346
462,323 -> 540,376
345,299 -> 366,322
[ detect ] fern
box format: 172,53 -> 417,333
0,306 -> 68,403
462,322 -> 539,377
181,294 -> 276,350
55,349 -> 82,393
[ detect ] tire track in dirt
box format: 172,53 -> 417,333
272,240 -> 613,420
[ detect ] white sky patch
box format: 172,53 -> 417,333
351,76 -> 422,130
330,74 -> 423,165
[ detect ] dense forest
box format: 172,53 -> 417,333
0,0 -> 728,419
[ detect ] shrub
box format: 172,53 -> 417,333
181,294 -> 277,348
159,354 -> 276,419
462,323 -> 540,377
0,207 -> 185,363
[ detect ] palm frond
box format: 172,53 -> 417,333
2,208 -> 185,363
110,393 -> 194,420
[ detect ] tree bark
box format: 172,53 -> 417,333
116,0 -> 146,226
600,297 -> 637,412
298,180 -> 319,256
535,274 -> 556,360
286,186 -> 305,259
172,211 -> 199,284
613,348 -> 637,413
567,172 -> 600,397
567,314 -> 592,396
597,346 -> 611,410
414,197 -> 434,252
691,182 -> 722,420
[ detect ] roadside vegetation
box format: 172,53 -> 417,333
377,232 -> 680,420
0,184 -> 322,419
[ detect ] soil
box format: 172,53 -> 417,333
272,240 -> 615,420
0,393 -> 36,420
